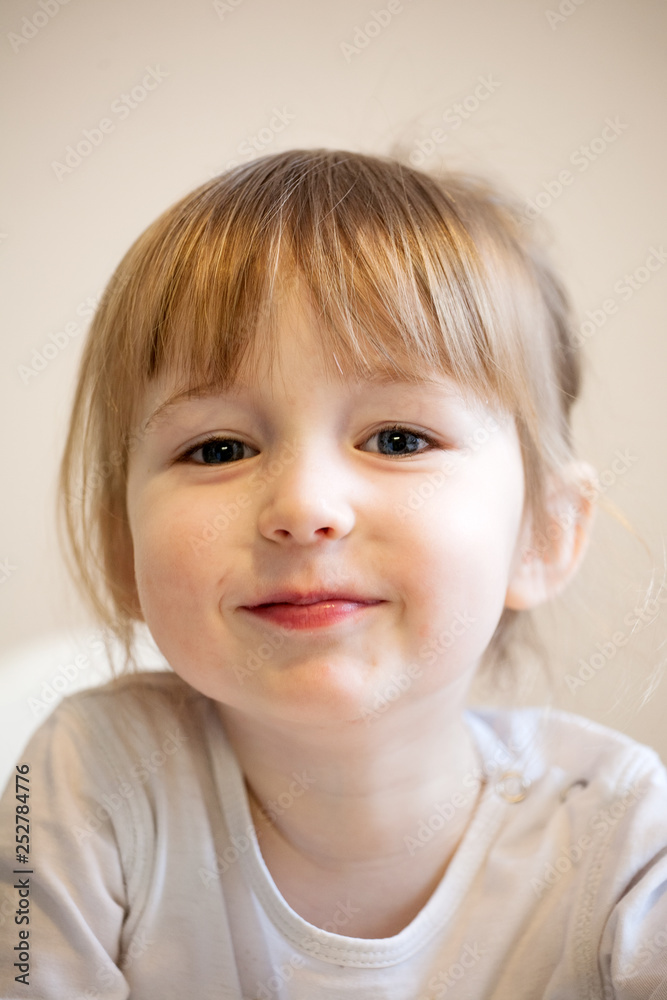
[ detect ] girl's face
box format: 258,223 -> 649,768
126,292 -> 529,727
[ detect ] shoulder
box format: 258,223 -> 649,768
469,707 -> 667,992
43,669 -> 207,732
466,704 -> 667,887
21,670 -> 217,788
53,667 -> 201,713
467,704 -> 667,799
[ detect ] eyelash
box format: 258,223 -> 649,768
176,425 -> 439,465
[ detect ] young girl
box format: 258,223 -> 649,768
2,148 -> 666,999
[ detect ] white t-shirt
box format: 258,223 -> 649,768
1,671 -> 667,999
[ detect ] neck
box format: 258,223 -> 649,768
217,690 -> 482,870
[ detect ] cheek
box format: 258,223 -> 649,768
411,490 -> 518,585
401,478 -> 523,649
131,491 -> 222,617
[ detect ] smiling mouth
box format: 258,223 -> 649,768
242,599 -> 384,630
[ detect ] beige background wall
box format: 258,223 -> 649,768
1,0 -> 666,777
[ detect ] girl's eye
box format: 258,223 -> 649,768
365,426 -> 434,458
178,426 -> 434,465
179,437 -> 251,465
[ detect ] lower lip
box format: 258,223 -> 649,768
242,600 -> 383,630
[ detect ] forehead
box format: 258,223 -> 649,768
138,367 -> 484,434
137,284 -> 486,430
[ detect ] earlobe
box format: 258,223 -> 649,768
505,461 -> 598,611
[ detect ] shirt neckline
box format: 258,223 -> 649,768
203,703 -> 543,968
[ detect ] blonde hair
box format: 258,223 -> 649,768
58,147 -> 582,672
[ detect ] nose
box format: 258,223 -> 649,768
256,440 -> 356,545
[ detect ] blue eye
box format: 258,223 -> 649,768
372,427 -> 431,457
180,438 -> 248,465
178,425 -> 434,466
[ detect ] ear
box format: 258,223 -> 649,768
505,461 -> 598,611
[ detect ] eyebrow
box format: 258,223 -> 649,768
143,373 -> 457,433
144,386 -> 219,432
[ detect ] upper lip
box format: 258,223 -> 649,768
244,589 -> 382,608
